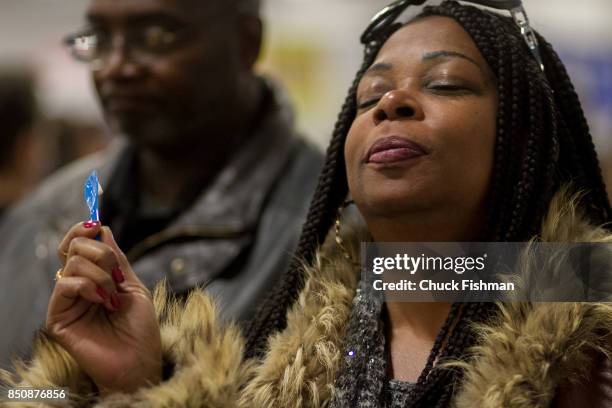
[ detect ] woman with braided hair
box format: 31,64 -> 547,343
4,1 -> 612,406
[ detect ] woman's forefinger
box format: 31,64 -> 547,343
57,221 -> 102,265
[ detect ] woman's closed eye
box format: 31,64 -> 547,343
357,96 -> 382,111
426,81 -> 479,96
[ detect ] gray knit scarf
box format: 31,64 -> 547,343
330,280 -> 414,407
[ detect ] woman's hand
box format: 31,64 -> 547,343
46,221 -> 162,395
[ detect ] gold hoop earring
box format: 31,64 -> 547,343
335,200 -> 355,261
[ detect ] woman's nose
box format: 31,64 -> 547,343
373,90 -> 424,124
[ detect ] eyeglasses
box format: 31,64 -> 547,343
63,24 -> 189,66
361,0 -> 544,72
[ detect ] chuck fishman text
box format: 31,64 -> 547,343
372,279 -> 515,292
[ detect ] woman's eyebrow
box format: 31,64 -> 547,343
364,50 -> 486,79
422,50 -> 484,73
363,62 -> 393,78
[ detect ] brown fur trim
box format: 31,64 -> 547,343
452,302 -> 612,407
452,187 -> 612,407
238,245 -> 359,408
539,185 -> 612,243
1,330 -> 95,407
93,285 -> 250,407
1,285 -> 249,408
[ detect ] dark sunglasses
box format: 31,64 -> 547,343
361,0 -> 544,72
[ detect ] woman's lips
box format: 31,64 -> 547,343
366,136 -> 427,164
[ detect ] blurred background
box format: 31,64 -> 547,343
0,0 -> 610,210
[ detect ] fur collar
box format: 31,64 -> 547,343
3,186 -> 612,407
242,186 -> 612,407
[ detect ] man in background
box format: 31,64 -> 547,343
0,0 -> 322,367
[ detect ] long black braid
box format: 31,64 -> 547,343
243,46 -> 371,357
245,1 -> 612,406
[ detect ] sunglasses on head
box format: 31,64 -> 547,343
361,0 -> 544,72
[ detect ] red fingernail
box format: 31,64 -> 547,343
96,287 -> 108,301
111,293 -> 121,310
83,221 -> 100,229
112,266 -> 125,283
